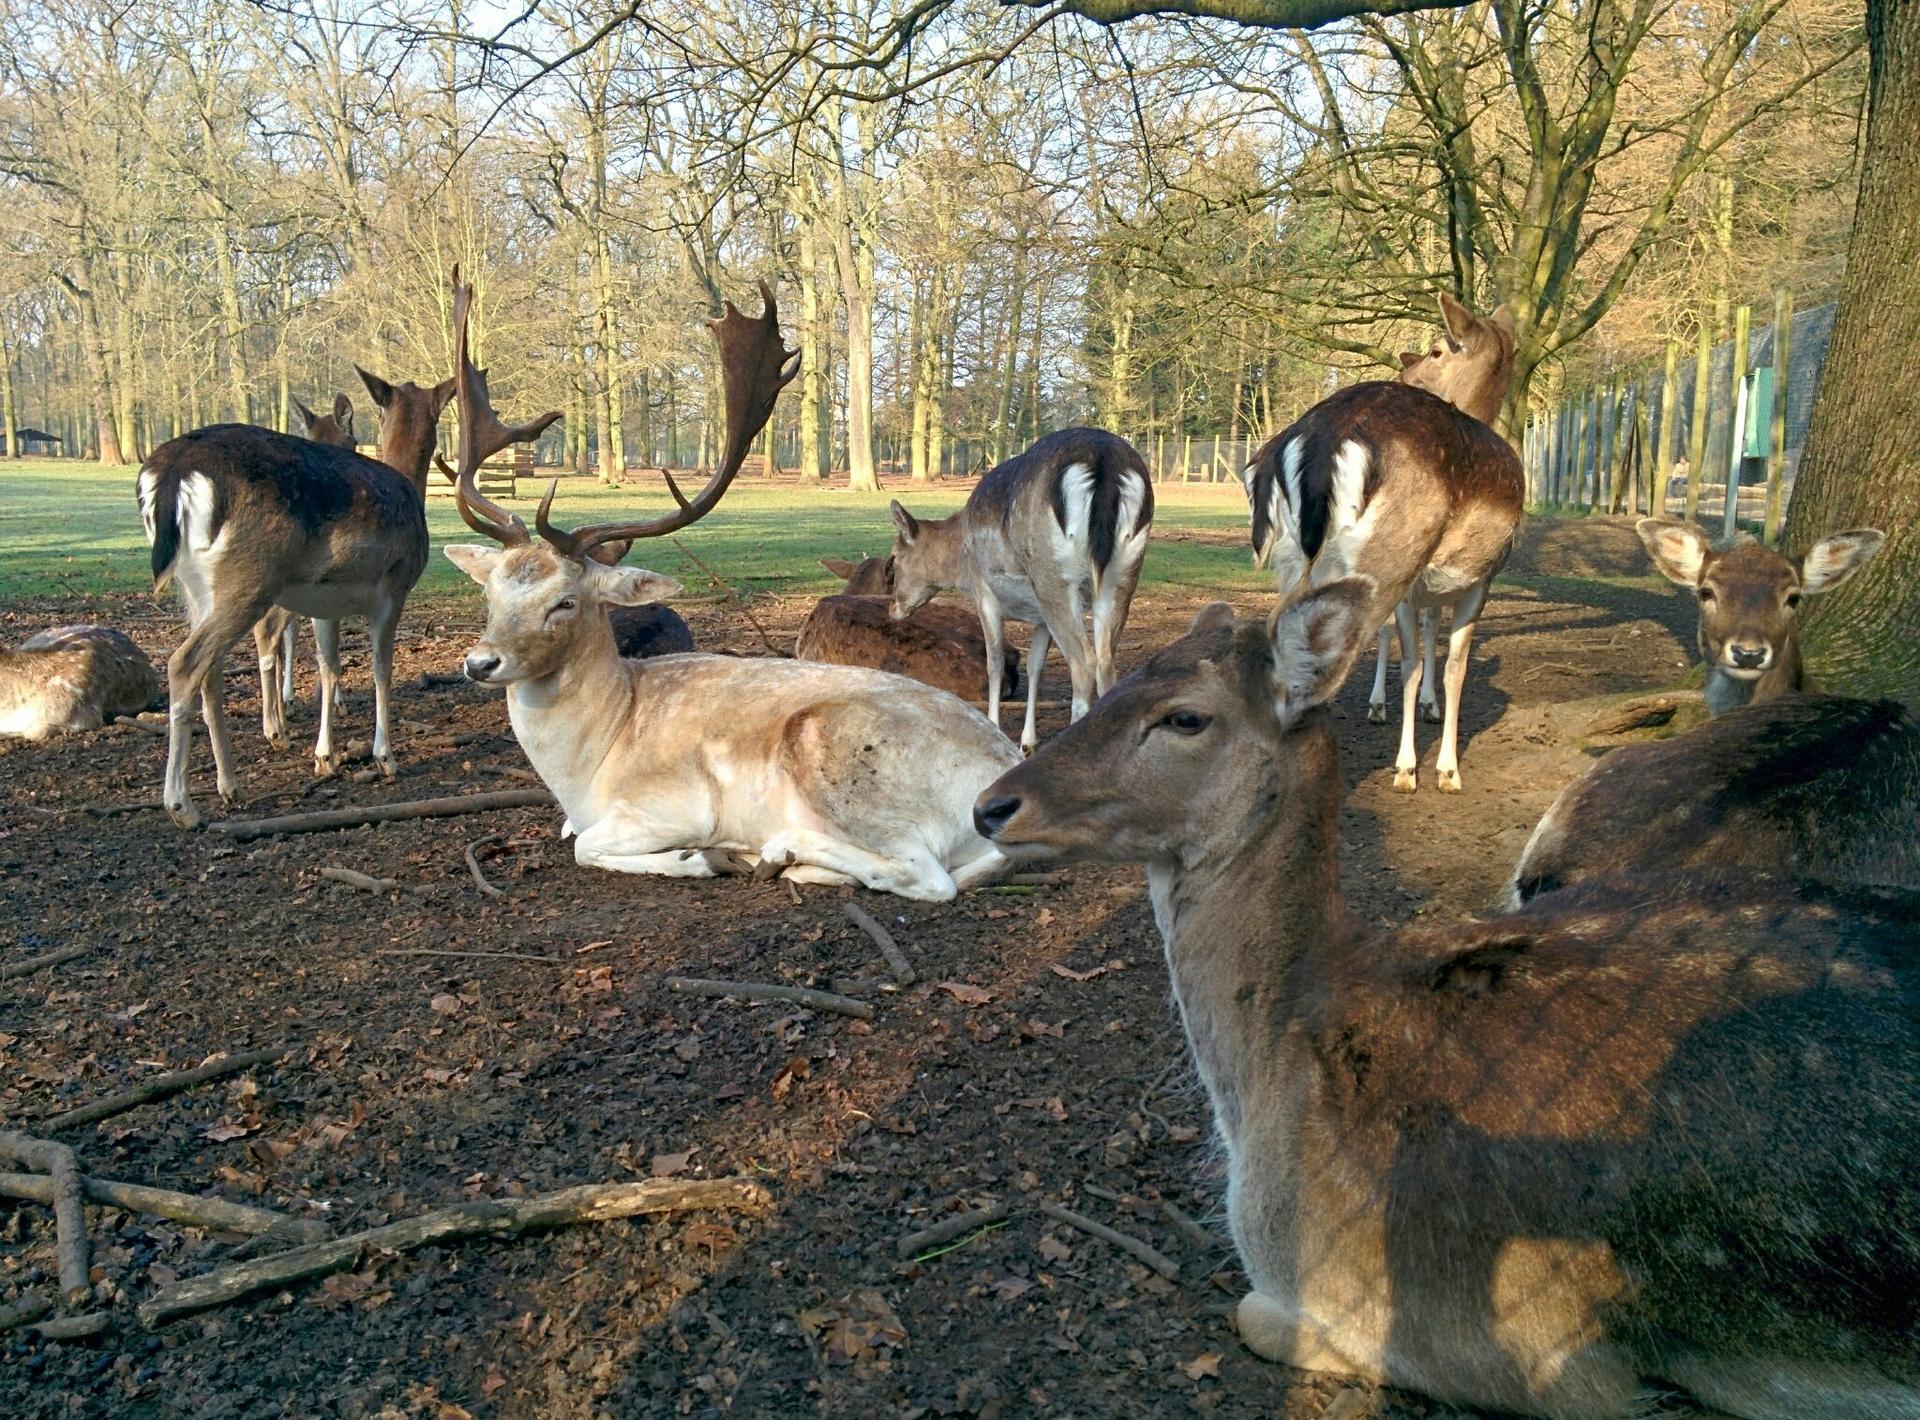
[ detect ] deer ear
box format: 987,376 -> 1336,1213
430,377 -> 457,420
1270,578 -> 1373,718
589,564 -> 682,607
1437,291 -> 1474,345
444,544 -> 502,584
293,397 -> 318,429
1637,518 -> 1710,586
1800,529 -> 1885,594
1188,602 -> 1235,636
357,366 -> 395,409
586,538 -> 634,567
820,558 -> 856,579
333,392 -> 353,423
1398,351 -> 1423,371
889,500 -> 919,545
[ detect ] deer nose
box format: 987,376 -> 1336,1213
463,651 -> 502,683
974,795 -> 1022,839
1729,644 -> 1769,670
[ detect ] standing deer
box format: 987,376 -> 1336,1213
887,428 -> 1153,752
254,392 -> 359,748
1,626 -> 160,738
971,581 -> 1920,1420
1244,293 -> 1520,791
443,282 -> 1018,901
796,555 -> 1020,701
136,320 -> 484,827
1636,518 -> 1885,715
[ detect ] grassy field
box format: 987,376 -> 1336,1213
0,459 -> 1268,611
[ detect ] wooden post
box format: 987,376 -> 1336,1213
1684,318 -> 1711,522
1180,434 -> 1191,483
1764,288 -> 1793,545
1211,434 -> 1221,483
1585,386 -> 1602,510
1638,386 -> 1657,517
1656,337 -> 1679,511
1723,304 -> 1751,539
1599,372 -> 1619,511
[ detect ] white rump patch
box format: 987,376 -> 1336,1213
136,467 -> 161,542
177,473 -> 218,554
1109,470 -> 1150,574
1312,441 -> 1381,585
1050,461 -> 1097,572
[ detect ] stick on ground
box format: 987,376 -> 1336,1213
31,1312 -> 110,1341
0,1133 -> 89,1304
138,1176 -> 770,1327
1037,1200 -> 1179,1281
0,1290 -> 54,1332
40,1047 -> 288,1132
0,944 -> 91,981
375,948 -> 562,965
464,835 -> 506,900
842,902 -> 915,987
0,1172 -> 327,1243
318,867 -> 398,894
1160,1198 -> 1220,1254
207,789 -> 554,842
665,976 -> 873,1020
897,1203 -> 1009,1260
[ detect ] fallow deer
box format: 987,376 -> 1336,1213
443,281 -> 1019,901
253,392 -> 360,748
1244,293 -> 1521,791
1507,693 -> 1920,907
0,626 -> 160,739
796,555 -> 1020,701
972,581 -> 1920,1420
1636,518 -> 1885,715
887,428 -> 1154,751
137,324 -> 480,827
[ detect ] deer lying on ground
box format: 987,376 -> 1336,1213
971,579 -> 1920,1420
796,555 -> 1019,701
1637,517 -> 1885,715
253,392 -> 360,747
443,282 -> 1018,900
1507,694 -> 1920,907
0,626 -> 160,739
1244,293 -> 1521,791
888,428 -> 1153,751
137,322 -> 484,826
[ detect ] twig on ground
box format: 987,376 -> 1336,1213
32,1312 -> 110,1341
484,765 -> 542,783
897,1203 -> 1009,1261
375,947 -> 561,965
40,1047 -> 288,1132
1006,872 -> 1068,887
318,867 -> 398,894
81,799 -> 161,818
1037,1200 -> 1179,1281
665,976 -> 873,1020
842,902 -> 915,987
0,1290 -> 54,1332
208,789 -> 554,841
0,1133 -> 89,1303
1160,1199 -> 1219,1253
0,944 -> 90,980
0,1172 -> 326,1243
109,717 -> 166,735
137,1176 -> 771,1327
464,835 -> 506,900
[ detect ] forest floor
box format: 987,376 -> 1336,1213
0,510 -> 1706,1420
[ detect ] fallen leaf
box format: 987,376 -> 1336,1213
937,981 -> 994,1006
1183,1351 -> 1223,1380
651,1147 -> 698,1179
429,993 -> 462,1016
1036,908 -> 1055,927
1038,1234 -> 1072,1264
771,1054 -> 812,1101
435,1405 -> 474,1420
992,1276 -> 1034,1301
1167,1124 -> 1201,1144
200,1118 -> 257,1142
480,1370 -> 507,1398
1049,960 -> 1127,983
683,1219 -> 737,1255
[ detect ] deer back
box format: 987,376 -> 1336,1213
2,625 -> 159,737
795,594 -> 1013,701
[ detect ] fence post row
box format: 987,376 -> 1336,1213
1764,288 -> 1793,545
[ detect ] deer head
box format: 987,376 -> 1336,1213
356,366 -> 455,486
822,555 -> 893,596
294,392 -> 356,449
1395,292 -> 1517,427
445,272 -> 798,685
886,502 -> 965,620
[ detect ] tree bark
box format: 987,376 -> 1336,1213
1,320 -> 17,458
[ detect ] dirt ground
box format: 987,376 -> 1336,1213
1,517 -> 1699,1420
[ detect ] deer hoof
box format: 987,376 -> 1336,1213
1421,703 -> 1442,725
1436,768 -> 1462,793
1020,738 -> 1038,757
1366,703 -> 1387,725
313,754 -> 337,780
706,848 -> 751,876
375,753 -> 397,782
752,850 -> 794,883
266,733 -> 289,752
165,799 -> 202,830
1391,767 -> 1419,793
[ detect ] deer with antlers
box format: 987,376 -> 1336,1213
972,582 -> 1920,1420
443,280 -> 1019,900
1244,293 -> 1521,791
136,330 -> 483,826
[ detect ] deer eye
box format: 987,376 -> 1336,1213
1157,710 -> 1211,736
1785,591 -> 1802,609
1698,587 -> 1714,604
549,598 -> 577,617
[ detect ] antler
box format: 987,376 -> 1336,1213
447,264 -> 562,547
537,280 -> 800,562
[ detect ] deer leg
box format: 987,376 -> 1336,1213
369,595 -> 400,780
252,613 -> 288,750
1366,622 -> 1392,724
1420,607 -> 1441,723
312,618 -> 343,777
1019,624 -> 1052,755
163,596 -> 268,829
1433,583 -> 1487,794
198,663 -> 243,806
756,827 -> 959,903
1391,600 -> 1423,793
281,619 -> 297,704
977,593 -> 1007,733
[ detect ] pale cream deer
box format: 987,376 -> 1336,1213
0,626 -> 159,739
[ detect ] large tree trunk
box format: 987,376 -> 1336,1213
795,210 -> 827,483
1,321 -> 17,458
1782,0 -> 1920,704
835,221 -> 878,492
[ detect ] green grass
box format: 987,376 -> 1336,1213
0,460 -> 1269,611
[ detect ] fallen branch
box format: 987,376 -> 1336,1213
842,902 -> 915,987
897,1203 -> 1009,1261
31,1312 -> 110,1341
1160,1199 -> 1219,1254
0,944 -> 90,981
40,1047 -> 287,1132
207,789 -> 554,842
665,976 -> 872,1020
0,1290 -> 54,1332
0,1172 -> 326,1243
138,1176 -> 770,1327
464,835 -> 506,900
1038,1200 -> 1178,1281
318,867 -> 398,894
1007,872 -> 1068,887
0,1133 -> 88,1303
375,947 -> 561,965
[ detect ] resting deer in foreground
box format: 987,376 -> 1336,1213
888,428 -> 1153,752
1637,517 -> 1885,715
1507,693 -> 1920,907
444,282 -> 1019,901
796,555 -> 1020,701
0,626 -> 160,739
137,323 -> 478,827
972,580 -> 1920,1420
1244,293 -> 1521,791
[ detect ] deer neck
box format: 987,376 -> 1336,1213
376,428 -> 435,497
1145,714 -> 1348,1156
503,617 -> 630,820
917,516 -> 977,596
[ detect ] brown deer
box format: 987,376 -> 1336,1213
136,322 -> 485,827
887,428 -> 1154,751
1636,518 -> 1885,715
443,282 -> 1019,900
971,580 -> 1920,1420
1507,694 -> 1920,907
1245,293 -> 1520,791
796,555 -> 1019,701
1,626 -> 160,738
